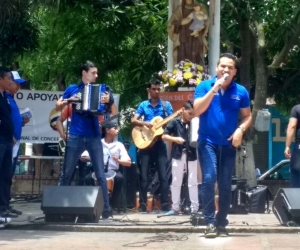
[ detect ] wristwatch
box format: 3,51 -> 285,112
238,126 -> 246,133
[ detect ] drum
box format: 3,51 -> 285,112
105,169 -> 116,196
190,117 -> 199,148
92,170 -> 116,196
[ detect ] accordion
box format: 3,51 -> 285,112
74,84 -> 107,115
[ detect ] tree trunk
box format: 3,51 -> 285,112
246,43 -> 268,187
236,19 -> 257,188
252,47 -> 268,123
239,19 -> 251,92
56,74 -> 66,91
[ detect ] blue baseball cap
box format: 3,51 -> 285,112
11,71 -> 26,84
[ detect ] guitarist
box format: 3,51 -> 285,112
131,80 -> 173,212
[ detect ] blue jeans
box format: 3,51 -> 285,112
0,136 -> 13,212
290,143 -> 300,187
198,141 -> 236,227
62,135 -> 109,211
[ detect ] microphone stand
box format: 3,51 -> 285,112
182,124 -> 191,214
61,99 -> 81,185
61,103 -> 71,185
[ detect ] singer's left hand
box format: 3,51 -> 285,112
227,128 -> 243,148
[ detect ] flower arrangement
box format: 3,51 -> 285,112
156,60 -> 210,91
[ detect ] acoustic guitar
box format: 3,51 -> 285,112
132,110 -> 182,150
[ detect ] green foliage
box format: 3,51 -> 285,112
0,1 -> 38,66
18,0 -> 168,140
222,0 -> 300,112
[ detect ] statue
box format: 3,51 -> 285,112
168,0 -> 209,66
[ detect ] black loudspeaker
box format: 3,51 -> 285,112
272,188 -> 300,226
41,186 -> 103,223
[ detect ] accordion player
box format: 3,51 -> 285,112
74,84 -> 109,115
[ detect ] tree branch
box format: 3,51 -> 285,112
269,25 -> 300,70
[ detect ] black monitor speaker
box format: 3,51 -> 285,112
272,188 -> 300,226
41,186 -> 104,223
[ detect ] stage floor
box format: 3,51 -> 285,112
5,199 -> 300,234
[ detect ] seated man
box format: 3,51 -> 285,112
83,121 -> 131,210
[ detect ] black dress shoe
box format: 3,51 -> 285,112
102,210 -> 110,219
8,206 -> 22,215
1,210 -> 18,218
138,205 -> 147,213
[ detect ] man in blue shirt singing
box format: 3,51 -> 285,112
194,53 -> 252,237
131,80 -> 173,212
55,61 -> 113,219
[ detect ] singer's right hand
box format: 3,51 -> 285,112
211,74 -> 229,93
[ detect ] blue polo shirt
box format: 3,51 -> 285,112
62,82 -> 114,136
136,99 -> 173,122
194,77 -> 250,145
6,93 -> 22,140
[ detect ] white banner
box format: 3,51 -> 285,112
15,90 -> 120,143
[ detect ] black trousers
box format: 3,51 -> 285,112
138,139 -> 169,210
0,136 -> 12,212
84,170 -> 124,208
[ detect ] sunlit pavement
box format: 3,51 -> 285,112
1,231 -> 300,250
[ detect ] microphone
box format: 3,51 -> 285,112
211,73 -> 230,87
223,73 -> 229,81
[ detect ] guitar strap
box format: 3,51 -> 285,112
161,100 -> 168,118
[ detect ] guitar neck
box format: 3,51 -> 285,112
155,112 -> 179,129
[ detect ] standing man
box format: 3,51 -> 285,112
56,96 -> 116,186
55,61 -> 112,219
284,105 -> 300,187
5,71 -> 30,216
194,53 -> 252,237
0,67 -> 16,224
131,80 -> 173,212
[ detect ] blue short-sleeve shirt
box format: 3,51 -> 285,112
194,76 -> 250,145
62,82 -> 114,136
136,99 -> 173,122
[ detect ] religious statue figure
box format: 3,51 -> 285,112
168,0 -> 209,65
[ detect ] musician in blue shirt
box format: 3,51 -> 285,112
131,80 -> 173,212
55,60 -> 113,219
